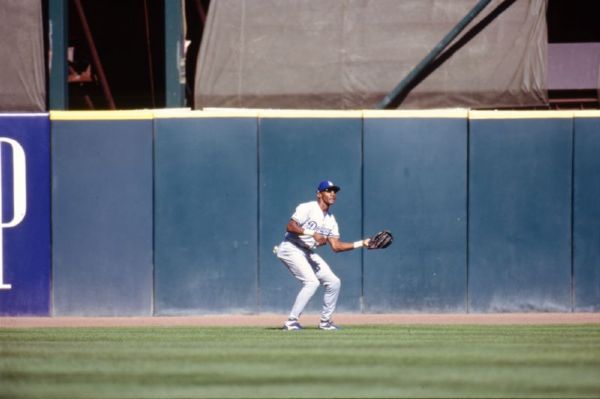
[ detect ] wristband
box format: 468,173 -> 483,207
353,240 -> 364,249
303,229 -> 315,236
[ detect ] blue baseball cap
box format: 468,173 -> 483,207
317,180 -> 340,193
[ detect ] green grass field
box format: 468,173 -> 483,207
1,324 -> 599,398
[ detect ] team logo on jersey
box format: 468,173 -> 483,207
305,221 -> 318,230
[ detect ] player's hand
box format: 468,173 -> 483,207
314,232 -> 328,246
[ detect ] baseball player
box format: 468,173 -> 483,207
275,180 -> 369,330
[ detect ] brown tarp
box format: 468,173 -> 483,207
194,0 -> 548,109
0,0 -> 46,112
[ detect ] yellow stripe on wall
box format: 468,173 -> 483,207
469,110 -> 574,119
50,110 -> 154,120
363,109 -> 469,118
258,109 -> 363,118
48,108 -> 599,120
154,108 -> 259,118
572,110 -> 600,118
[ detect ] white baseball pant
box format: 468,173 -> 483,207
276,240 -> 341,321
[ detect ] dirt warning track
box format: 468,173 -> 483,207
1,313 -> 599,328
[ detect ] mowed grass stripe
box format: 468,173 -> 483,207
1,325 -> 599,398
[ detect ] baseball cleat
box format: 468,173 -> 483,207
318,319 -> 340,330
282,319 -> 302,331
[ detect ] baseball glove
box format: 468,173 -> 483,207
367,230 -> 393,249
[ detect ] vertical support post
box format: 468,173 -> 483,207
165,0 -> 185,107
49,0 -> 68,110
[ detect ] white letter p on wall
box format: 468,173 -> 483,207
0,137 -> 27,290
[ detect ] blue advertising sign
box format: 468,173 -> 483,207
0,114 -> 51,315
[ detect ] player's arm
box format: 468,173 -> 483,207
286,219 -> 304,235
286,219 -> 327,245
327,236 -> 370,252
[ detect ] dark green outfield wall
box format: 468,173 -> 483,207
363,114 -> 468,312
468,115 -> 573,312
573,115 -> 600,311
153,116 -> 259,314
51,112 -> 154,316
41,110 -> 600,316
259,113 -> 363,313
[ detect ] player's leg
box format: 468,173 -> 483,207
308,253 -> 341,329
277,242 -> 320,325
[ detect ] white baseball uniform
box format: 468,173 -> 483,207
276,200 -> 341,322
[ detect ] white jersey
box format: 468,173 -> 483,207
285,201 -> 339,249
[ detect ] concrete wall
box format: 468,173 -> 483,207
468,112 -> 573,312
259,111 -> 363,314
573,113 -> 600,311
154,114 -> 259,314
51,111 -> 154,316
1,109 -> 598,315
363,110 -> 468,312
